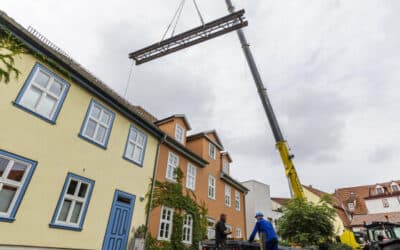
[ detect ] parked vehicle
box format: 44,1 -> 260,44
363,222 -> 400,250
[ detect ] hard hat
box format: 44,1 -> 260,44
255,212 -> 264,218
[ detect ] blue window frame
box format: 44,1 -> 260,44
79,99 -> 115,149
50,173 -> 94,231
0,150 -> 37,222
14,63 -> 70,124
123,125 -> 147,166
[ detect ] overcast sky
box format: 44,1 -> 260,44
2,0 -> 399,197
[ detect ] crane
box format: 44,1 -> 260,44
223,0 -> 305,198
129,0 -> 305,198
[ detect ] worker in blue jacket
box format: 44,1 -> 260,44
249,212 -> 278,250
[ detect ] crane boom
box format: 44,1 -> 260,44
224,0 -> 304,198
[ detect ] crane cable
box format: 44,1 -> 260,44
160,0 -> 205,42
160,0 -> 186,42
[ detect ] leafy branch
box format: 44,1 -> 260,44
0,28 -> 25,83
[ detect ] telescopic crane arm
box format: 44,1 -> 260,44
224,0 -> 304,198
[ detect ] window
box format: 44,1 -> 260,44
80,100 -> 115,148
158,207 -> 174,240
50,173 -> 94,230
226,224 -> 233,238
382,199 -> 390,208
235,191 -> 241,211
207,218 -> 216,240
348,202 -> 355,211
391,183 -> 400,192
182,214 -> 193,244
208,175 -> 216,199
209,143 -> 216,160
236,227 -> 242,239
222,159 -> 229,174
14,64 -> 70,123
175,124 -> 185,144
0,150 -> 37,222
186,163 -> 196,191
166,152 -> 179,181
376,185 -> 384,195
124,125 -> 147,166
225,185 -> 231,207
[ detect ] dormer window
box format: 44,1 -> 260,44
222,159 -> 229,174
348,202 -> 355,211
391,183 -> 400,193
175,124 -> 185,144
209,143 -> 216,160
376,185 -> 384,195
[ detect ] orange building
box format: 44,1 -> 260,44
147,115 -> 248,244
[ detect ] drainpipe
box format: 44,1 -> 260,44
144,134 -> 166,249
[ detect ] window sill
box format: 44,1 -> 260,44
122,156 -> 144,168
49,223 -> 82,231
208,196 -> 216,200
165,178 -> 178,183
78,134 -> 108,150
13,102 -> 56,125
0,217 -> 15,223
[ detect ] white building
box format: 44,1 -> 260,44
242,180 -> 283,238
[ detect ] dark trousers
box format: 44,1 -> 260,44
265,238 -> 278,250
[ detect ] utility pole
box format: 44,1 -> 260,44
224,0 -> 304,198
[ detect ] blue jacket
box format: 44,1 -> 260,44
249,218 -> 277,242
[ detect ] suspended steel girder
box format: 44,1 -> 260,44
129,9 -> 248,65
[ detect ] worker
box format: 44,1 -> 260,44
249,212 -> 278,250
215,213 -> 232,248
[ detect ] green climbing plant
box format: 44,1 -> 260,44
0,28 -> 25,83
146,167 -> 208,250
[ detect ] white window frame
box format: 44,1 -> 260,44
209,143 -> 216,160
208,174 -> 216,199
225,185 -> 231,207
166,152 -> 179,181
80,100 -> 115,147
158,206 -> 174,241
207,218 -> 216,240
235,227 -> 242,239
124,126 -> 147,165
391,183 -> 400,193
0,153 -> 35,220
222,159 -> 229,174
182,214 -> 193,244
382,198 -> 390,208
226,224 -> 233,239
348,202 -> 355,211
51,174 -> 94,229
175,124 -> 185,144
235,190 -> 241,211
376,185 -> 384,195
186,163 -> 196,191
15,64 -> 70,122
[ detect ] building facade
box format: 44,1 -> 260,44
333,180 -> 400,231
0,11 -> 163,250
242,180 -> 282,238
147,115 -> 248,244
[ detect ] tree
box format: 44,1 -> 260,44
0,28 -> 25,83
277,197 -> 336,247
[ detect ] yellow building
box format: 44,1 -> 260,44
0,11 -> 163,250
303,185 -> 346,235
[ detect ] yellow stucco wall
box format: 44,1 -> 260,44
0,54 -> 158,249
303,188 -> 345,235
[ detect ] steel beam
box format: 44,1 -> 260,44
129,10 -> 248,65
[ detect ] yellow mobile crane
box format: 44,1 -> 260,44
130,0 -> 361,248
224,0 -> 305,199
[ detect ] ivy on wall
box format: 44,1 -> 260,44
0,29 -> 25,83
0,26 -> 71,84
146,168 -> 208,250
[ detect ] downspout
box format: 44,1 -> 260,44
144,134 -> 167,248
243,190 -> 248,238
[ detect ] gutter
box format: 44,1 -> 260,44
144,134 -> 166,247
220,172 -> 249,193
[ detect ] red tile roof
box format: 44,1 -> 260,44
351,212 -> 400,226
